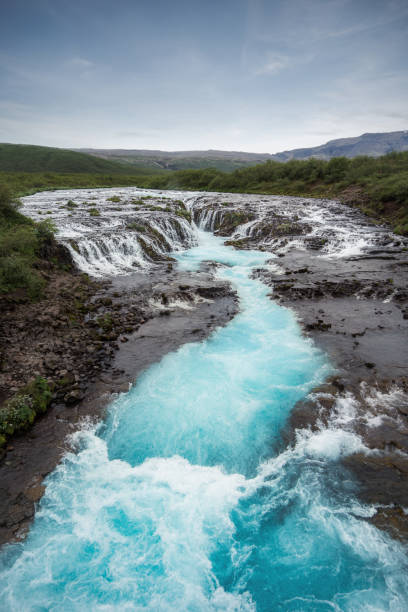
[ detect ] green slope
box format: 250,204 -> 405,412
0,143 -> 162,174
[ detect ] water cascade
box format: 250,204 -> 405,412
1,190 -> 408,610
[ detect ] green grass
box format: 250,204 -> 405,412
0,171 -> 160,198
126,222 -> 146,232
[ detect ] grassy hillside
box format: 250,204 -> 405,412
0,187 -> 60,299
0,143 -> 165,175
76,150 -> 267,172
115,155 -> 259,172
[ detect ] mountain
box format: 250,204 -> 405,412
272,130 -> 408,161
0,143 -> 157,174
76,131 -> 408,171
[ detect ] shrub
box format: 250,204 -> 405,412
96,313 -> 113,331
36,218 -> 57,242
0,394 -> 36,436
0,255 -> 45,297
0,185 -> 21,218
89,208 -> 100,216
0,211 -> 53,297
0,377 -> 52,444
126,222 -> 146,231
0,225 -> 37,257
175,209 -> 192,222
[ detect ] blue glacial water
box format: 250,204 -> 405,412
1,230 -> 408,611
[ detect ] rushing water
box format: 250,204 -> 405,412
1,199 -> 408,610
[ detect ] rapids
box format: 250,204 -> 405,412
1,190 -> 408,610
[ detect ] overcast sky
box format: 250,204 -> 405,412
1,0 -> 407,152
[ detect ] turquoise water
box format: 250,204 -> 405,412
1,231 -> 407,611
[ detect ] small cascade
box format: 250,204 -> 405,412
147,215 -> 196,251
65,233 -> 150,277
191,204 -> 228,232
231,214 -> 268,240
63,218 -> 197,277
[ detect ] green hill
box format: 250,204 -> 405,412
0,143 -> 161,174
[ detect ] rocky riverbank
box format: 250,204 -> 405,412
0,255 -> 238,546
260,247 -> 408,539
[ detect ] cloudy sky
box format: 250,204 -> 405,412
1,0 -> 407,152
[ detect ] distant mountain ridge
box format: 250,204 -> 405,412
272,130 -> 408,161
75,131 -> 408,171
1,131 -> 407,175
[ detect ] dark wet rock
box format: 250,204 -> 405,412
304,236 -> 328,250
196,285 -> 231,299
305,321 -> 332,332
224,238 -> 252,249
253,219 -> 311,241
343,453 -> 408,507
215,211 -> 256,236
64,389 -> 84,405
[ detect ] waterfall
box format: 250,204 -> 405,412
65,233 -> 150,277
21,188 -> 404,275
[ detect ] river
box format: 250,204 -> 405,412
1,189 -> 407,610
